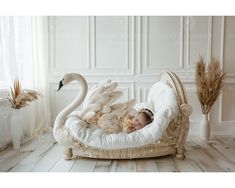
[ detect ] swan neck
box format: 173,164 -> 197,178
54,75 -> 88,131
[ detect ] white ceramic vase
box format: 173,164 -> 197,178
200,113 -> 211,140
10,108 -> 23,150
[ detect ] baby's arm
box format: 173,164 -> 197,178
121,115 -> 136,133
123,125 -> 136,133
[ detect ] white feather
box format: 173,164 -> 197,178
80,80 -> 135,123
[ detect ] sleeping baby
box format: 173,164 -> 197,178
97,108 -> 154,134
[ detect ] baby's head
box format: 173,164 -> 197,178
132,108 -> 154,130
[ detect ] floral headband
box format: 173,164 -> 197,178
138,108 -> 154,121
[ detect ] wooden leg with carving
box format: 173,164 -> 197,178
64,147 -> 73,160
176,104 -> 191,160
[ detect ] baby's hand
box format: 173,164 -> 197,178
130,124 -> 137,130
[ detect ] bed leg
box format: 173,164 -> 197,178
176,146 -> 185,160
176,103 -> 191,160
64,147 -> 73,160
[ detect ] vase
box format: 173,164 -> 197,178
200,113 -> 211,140
10,108 -> 23,150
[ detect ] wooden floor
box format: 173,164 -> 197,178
1,133 -> 235,172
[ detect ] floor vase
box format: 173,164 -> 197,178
200,113 -> 211,140
10,109 -> 23,150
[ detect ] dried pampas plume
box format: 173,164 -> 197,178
9,79 -> 41,109
195,56 -> 226,114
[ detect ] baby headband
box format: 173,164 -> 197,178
139,108 -> 154,121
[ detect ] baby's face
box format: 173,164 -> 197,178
132,113 -> 148,130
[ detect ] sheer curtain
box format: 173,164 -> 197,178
0,16 -> 51,143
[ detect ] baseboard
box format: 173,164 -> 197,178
187,122 -> 234,143
0,89 -> 8,97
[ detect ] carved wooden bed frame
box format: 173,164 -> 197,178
62,71 -> 192,160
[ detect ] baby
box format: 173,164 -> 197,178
97,108 -> 154,134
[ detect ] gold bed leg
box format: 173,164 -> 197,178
176,104 -> 192,160
64,147 -> 73,160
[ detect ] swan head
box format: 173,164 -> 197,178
58,73 -> 82,91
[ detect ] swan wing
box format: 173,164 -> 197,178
83,80 -> 116,107
80,80 -> 136,123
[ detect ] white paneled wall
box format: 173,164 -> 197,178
48,16 -> 235,137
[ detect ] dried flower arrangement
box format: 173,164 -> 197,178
8,79 -> 41,109
195,56 -> 226,114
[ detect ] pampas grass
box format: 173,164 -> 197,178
8,79 -> 41,109
195,56 -> 226,114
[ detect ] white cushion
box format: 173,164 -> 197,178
148,81 -> 178,115
65,81 -> 179,149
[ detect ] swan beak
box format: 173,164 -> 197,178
57,80 -> 64,91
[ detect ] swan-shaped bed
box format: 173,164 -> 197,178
53,72 -> 192,160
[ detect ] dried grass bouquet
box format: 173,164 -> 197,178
8,79 -> 41,109
195,56 -> 226,114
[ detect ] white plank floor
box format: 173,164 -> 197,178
1,134 -> 235,172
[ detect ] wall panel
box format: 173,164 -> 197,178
222,84 -> 235,122
49,16 -> 90,74
187,16 -> 212,68
141,16 -> 183,75
224,17 -> 235,76
95,16 -> 128,69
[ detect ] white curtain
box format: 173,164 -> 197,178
0,16 -> 51,143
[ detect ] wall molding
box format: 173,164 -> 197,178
49,16 -> 91,76
93,17 -> 128,69
185,16 -> 213,69
140,16 -> 184,76
92,16 -> 134,75
223,17 -> 235,77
